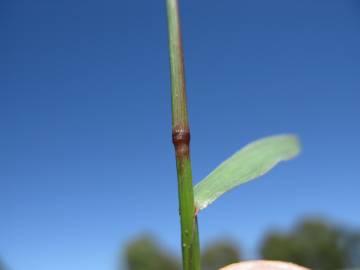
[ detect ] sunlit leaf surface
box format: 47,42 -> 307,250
194,135 -> 300,211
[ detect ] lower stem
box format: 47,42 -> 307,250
175,153 -> 201,270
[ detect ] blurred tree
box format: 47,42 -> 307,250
124,235 -> 180,270
201,239 -> 241,270
260,218 -> 347,270
0,260 -> 5,270
341,230 -> 360,267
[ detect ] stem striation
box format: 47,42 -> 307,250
166,1 -> 201,270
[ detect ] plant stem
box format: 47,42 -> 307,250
166,1 -> 201,270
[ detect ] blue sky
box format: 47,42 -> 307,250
1,1 -> 360,270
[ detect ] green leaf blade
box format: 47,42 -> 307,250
194,134 -> 301,211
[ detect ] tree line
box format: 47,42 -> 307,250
124,218 -> 360,270
1,218 -> 358,270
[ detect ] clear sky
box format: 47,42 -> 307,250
1,1 -> 360,270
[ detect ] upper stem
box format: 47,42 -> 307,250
166,0 -> 189,129
166,1 -> 201,270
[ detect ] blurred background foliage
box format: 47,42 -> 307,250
1,218 -> 359,270
124,235 -> 180,270
201,240 -> 240,270
261,219 -> 347,270
123,218 -> 360,270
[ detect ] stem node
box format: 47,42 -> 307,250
172,126 -> 190,157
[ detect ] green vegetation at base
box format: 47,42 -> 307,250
124,235 -> 180,270
201,240 -> 241,270
123,218 -> 360,270
123,236 -> 241,270
260,218 -> 358,270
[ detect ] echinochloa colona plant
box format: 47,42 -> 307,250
165,1 -> 308,270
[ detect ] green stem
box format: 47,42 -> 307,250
166,1 -> 201,270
